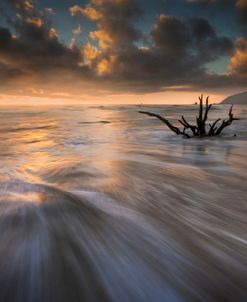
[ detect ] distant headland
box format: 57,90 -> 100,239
221,91 -> 247,105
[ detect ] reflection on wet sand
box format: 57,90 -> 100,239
0,105 -> 246,301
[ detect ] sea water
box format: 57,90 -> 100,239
0,104 -> 246,301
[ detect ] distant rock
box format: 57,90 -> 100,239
221,91 -> 247,105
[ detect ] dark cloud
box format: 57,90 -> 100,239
8,0 -> 34,10
77,0 -> 143,49
235,0 -> 247,24
189,18 -> 233,61
90,14 -> 233,91
151,15 -> 188,57
0,0 -> 91,93
76,1 -> 234,92
0,22 -> 83,75
0,27 -> 12,44
151,14 -> 233,64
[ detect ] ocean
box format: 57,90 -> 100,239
0,104 -> 246,301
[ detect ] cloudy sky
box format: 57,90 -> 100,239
0,0 -> 247,104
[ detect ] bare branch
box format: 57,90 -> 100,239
139,96 -> 239,138
139,111 -> 191,138
208,118 -> 221,136
198,94 -> 203,122
203,96 -> 212,123
180,116 -> 198,136
215,105 -> 239,135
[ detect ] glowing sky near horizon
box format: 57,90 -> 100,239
0,0 -> 247,104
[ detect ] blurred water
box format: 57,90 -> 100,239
0,104 -> 246,302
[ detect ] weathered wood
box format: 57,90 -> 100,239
139,95 -> 239,138
139,111 -> 191,138
215,105 -> 239,135
208,118 -> 221,136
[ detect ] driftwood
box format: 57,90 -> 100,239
139,95 -> 239,138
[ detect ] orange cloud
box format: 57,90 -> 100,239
83,42 -> 101,63
81,6 -> 103,20
96,56 -> 116,75
70,5 -> 102,20
69,5 -> 84,16
229,37 -> 247,74
90,30 -> 113,49
97,59 -> 111,74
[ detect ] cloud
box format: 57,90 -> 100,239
75,0 -> 143,78
186,0 -> 247,24
229,37 -> 247,75
236,0 -> 247,8
78,10 -> 233,90
132,15 -> 232,89
69,5 -> 82,17
0,22 -> 83,79
26,16 -> 44,27
235,0 -> 247,23
10,0 -> 34,11
83,42 -> 101,63
73,0 -> 143,49
78,5 -> 103,20
0,0 -> 245,98
0,1 -> 91,96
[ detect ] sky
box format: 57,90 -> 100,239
0,0 -> 247,104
